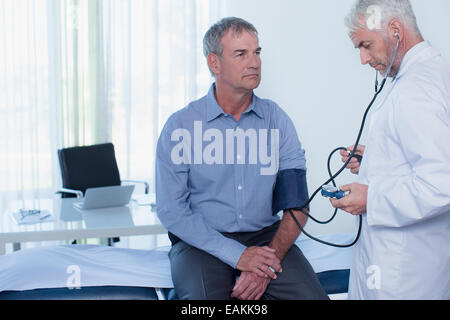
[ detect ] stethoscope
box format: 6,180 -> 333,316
289,33 -> 401,248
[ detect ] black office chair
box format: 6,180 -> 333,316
56,143 -> 149,245
56,143 -> 149,198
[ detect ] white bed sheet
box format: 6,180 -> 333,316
0,234 -> 353,292
0,245 -> 173,292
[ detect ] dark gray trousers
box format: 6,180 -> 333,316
169,222 -> 329,300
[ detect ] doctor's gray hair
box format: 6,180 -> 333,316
345,0 -> 422,37
203,17 -> 258,76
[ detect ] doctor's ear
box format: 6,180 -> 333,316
388,19 -> 403,41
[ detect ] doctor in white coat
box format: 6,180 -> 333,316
331,0 -> 450,299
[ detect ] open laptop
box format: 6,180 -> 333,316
73,185 -> 135,210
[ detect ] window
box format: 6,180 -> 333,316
0,0 -> 221,206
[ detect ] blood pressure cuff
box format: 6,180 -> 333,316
272,169 -> 310,215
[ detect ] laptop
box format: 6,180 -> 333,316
73,185 -> 135,210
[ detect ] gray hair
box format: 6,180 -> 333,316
203,17 -> 258,76
345,0 -> 422,37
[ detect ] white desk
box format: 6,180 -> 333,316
0,196 -> 166,255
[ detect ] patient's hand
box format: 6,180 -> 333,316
231,271 -> 270,300
236,246 -> 281,279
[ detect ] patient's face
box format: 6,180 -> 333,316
215,29 -> 262,92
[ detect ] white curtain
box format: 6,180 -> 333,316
103,0 -> 222,192
0,0 -> 222,249
0,0 -> 55,212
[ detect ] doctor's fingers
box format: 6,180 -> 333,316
329,196 -> 351,210
347,145 -> 365,155
343,158 -> 360,169
341,155 -> 360,170
340,149 -> 350,158
339,184 -> 353,192
330,197 -> 363,216
347,162 -> 361,174
329,197 -> 343,209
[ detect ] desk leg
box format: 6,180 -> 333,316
13,242 -> 21,252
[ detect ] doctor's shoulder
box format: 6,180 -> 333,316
407,55 -> 450,96
387,69 -> 450,146
395,63 -> 450,109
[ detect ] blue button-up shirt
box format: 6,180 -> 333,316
156,84 -> 306,268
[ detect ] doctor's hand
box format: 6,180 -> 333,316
329,183 -> 368,216
340,145 -> 365,175
236,246 -> 282,280
231,271 -> 271,300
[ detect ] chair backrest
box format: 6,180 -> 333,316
58,143 -> 121,197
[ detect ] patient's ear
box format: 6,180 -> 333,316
207,53 -> 220,76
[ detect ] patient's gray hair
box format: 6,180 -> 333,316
203,17 -> 258,76
345,0 -> 422,37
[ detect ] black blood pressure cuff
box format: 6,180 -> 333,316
272,169 -> 310,215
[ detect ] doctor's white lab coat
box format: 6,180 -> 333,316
349,41 -> 450,300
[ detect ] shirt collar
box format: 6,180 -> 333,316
206,83 -> 264,122
395,41 -> 440,80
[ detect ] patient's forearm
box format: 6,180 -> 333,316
269,208 -> 308,261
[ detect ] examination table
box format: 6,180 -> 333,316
0,234 -> 353,300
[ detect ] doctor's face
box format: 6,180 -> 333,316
212,29 -> 262,92
350,27 -> 398,77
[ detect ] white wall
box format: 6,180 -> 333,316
220,0 -> 450,235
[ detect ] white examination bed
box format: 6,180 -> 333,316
0,234 -> 353,300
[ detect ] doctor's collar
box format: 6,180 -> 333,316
394,41 -> 432,80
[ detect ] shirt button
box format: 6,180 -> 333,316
239,214 -> 243,219
237,154 -> 241,160
238,185 -> 243,191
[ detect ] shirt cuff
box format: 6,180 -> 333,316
217,240 -> 247,269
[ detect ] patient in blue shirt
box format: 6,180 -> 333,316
156,17 -> 328,300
